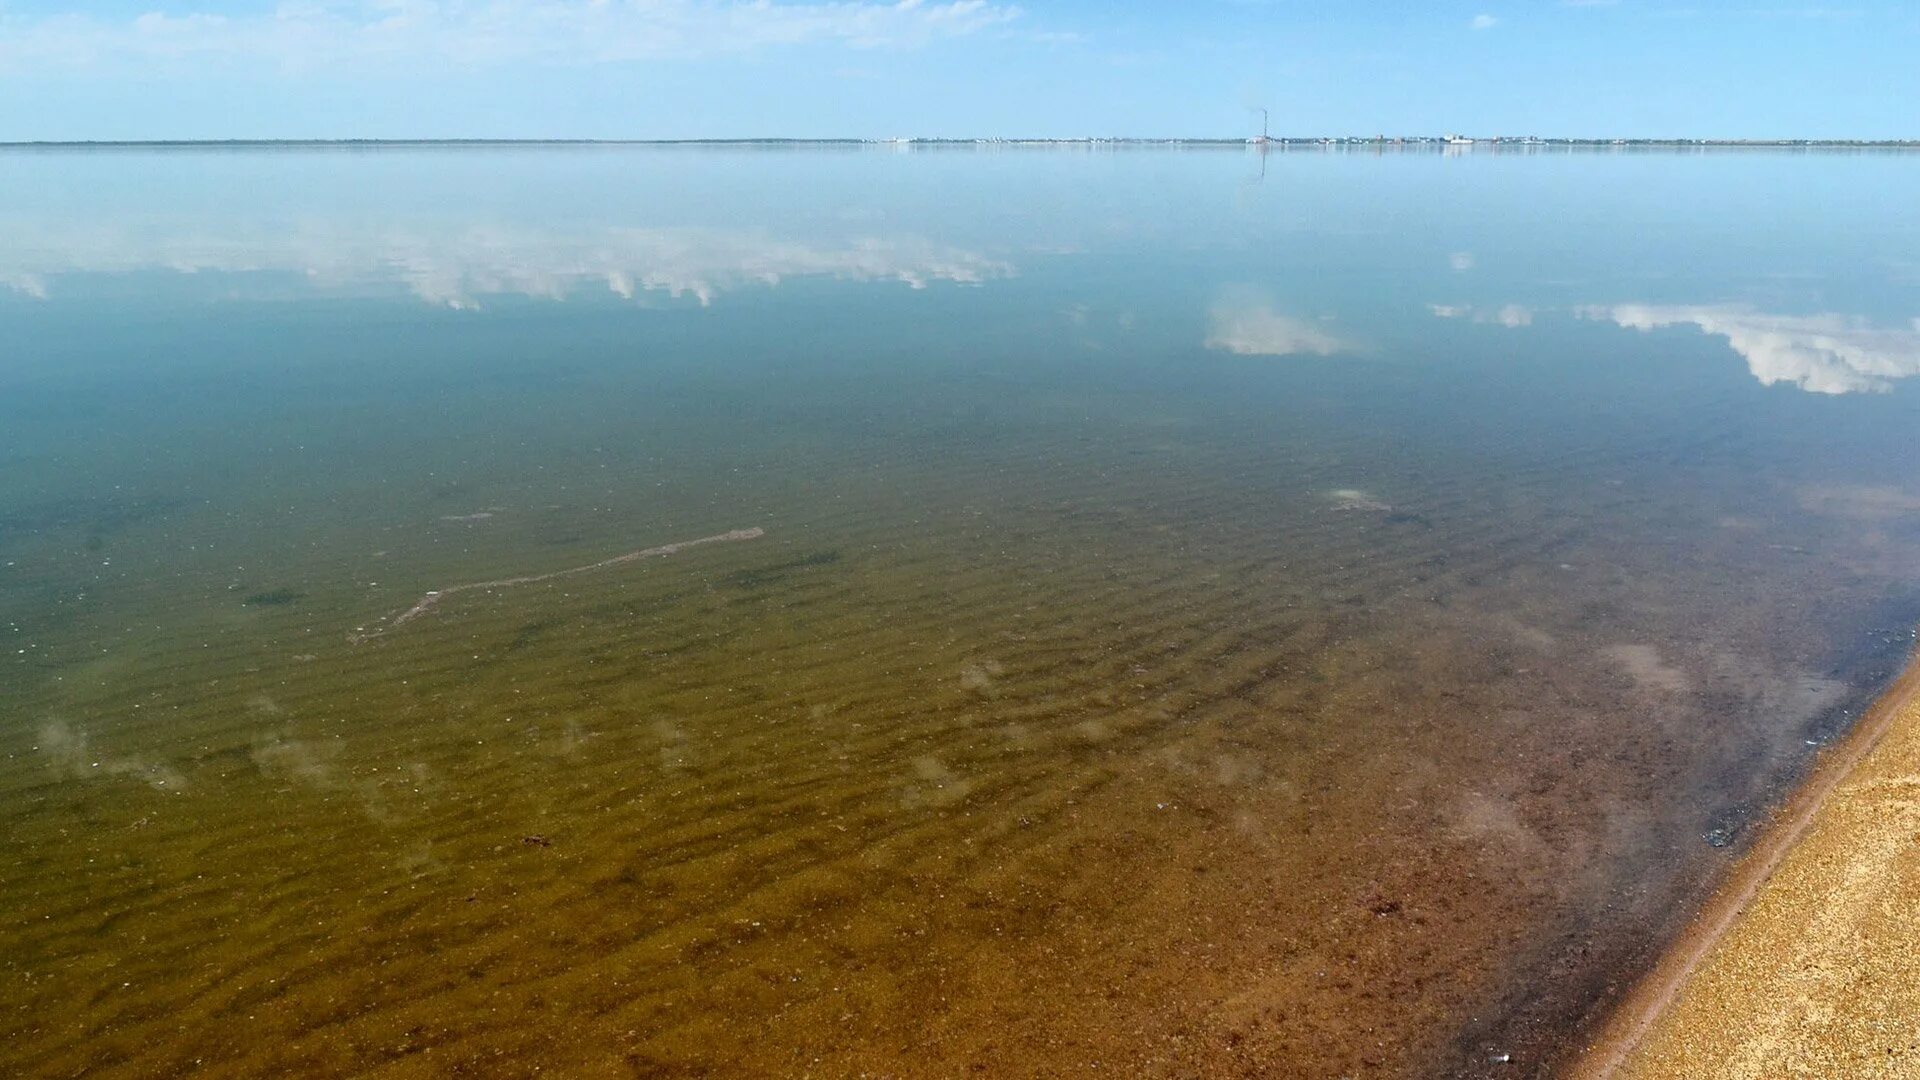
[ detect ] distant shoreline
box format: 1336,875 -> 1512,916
2,136 -> 1917,150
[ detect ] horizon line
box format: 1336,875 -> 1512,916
4,136 -> 1919,150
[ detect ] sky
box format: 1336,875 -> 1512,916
0,1 -> 1915,140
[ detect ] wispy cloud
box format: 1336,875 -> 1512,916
1579,303 -> 1920,394
1205,290 -> 1351,357
1470,13 -> 1500,29
1649,5 -> 1865,19
0,1 -> 1023,72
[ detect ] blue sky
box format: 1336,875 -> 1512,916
0,1 -> 1914,140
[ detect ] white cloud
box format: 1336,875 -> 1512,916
1205,292 -> 1350,357
0,1 -> 1022,72
1449,251 -> 1476,272
1470,13 -> 1500,29
1578,303 -> 1920,394
0,218 -> 1011,309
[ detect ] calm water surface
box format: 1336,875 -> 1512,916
3,146 -> 1919,1078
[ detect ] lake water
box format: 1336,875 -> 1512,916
2,145 -> 1918,1078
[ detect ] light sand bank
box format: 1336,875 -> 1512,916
1575,642 -> 1920,1079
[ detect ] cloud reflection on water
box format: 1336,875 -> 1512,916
1429,302 -> 1533,327
0,222 -> 1011,310
1580,303 -> 1920,395
1205,291 -> 1351,357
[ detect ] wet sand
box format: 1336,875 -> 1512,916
1576,638 -> 1920,1079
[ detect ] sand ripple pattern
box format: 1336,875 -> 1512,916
2,407 -> 1915,1079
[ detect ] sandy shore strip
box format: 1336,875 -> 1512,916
1573,638 -> 1920,1079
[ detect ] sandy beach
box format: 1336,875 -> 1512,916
1577,641 -> 1920,1079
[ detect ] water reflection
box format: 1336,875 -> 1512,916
1581,303 -> 1920,394
1205,289 -> 1351,356
0,221 -> 1010,308
1429,302 -> 1534,327
4,147 -> 1920,1080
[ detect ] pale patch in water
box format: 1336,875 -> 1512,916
1795,484 -> 1920,521
251,734 -> 406,824
396,840 -> 444,876
1705,651 -> 1851,732
959,659 -> 1004,694
1326,488 -> 1391,513
1602,644 -> 1692,694
650,718 -> 692,770
1212,753 -> 1263,787
1075,718 -> 1113,743
1510,623 -> 1561,653
901,754 -> 973,808
36,720 -> 184,791
1452,790 -> 1548,862
551,716 -> 591,758
250,734 -> 339,789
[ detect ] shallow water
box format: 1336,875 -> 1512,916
3,145 -> 1919,1078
